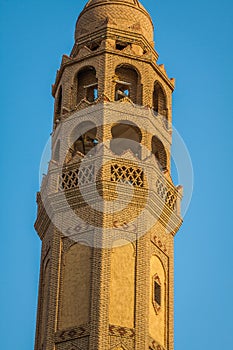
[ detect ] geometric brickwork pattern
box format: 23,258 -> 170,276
156,178 -> 177,210
58,164 -> 94,191
109,336 -> 135,350
55,324 -> 90,343
109,325 -> 135,350
149,336 -> 166,350
109,325 -> 135,338
111,164 -> 144,187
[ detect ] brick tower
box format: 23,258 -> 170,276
34,1 -> 183,350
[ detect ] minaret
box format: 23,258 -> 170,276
34,1 -> 183,350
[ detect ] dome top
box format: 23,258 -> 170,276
75,0 -> 154,44
84,0 -> 147,12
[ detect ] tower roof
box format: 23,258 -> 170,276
84,0 -> 146,11
75,0 -> 154,44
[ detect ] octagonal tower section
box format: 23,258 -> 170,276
34,1 -> 183,350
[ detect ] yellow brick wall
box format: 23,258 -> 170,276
58,243 -> 92,329
109,240 -> 135,328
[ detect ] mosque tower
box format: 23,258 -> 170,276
34,1 -> 183,349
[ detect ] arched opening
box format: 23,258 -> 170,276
55,85 -> 62,118
115,65 -> 141,104
110,121 -> 142,158
153,82 -> 168,125
53,140 -> 60,162
151,136 -> 167,170
77,66 -> 98,104
69,121 -> 98,160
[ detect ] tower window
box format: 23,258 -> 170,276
152,274 -> 162,314
115,65 -> 141,104
66,121 -> 98,163
153,81 -> 168,127
77,66 -> 98,104
154,280 -> 161,306
110,122 -> 142,158
151,136 -> 167,171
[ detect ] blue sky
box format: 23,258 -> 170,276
0,0 -> 233,349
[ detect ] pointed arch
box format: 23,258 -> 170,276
153,81 -> 168,126
76,66 -> 98,104
110,120 -> 142,158
151,136 -> 167,170
66,121 -> 98,162
115,64 -> 141,104
55,85 -> 63,118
